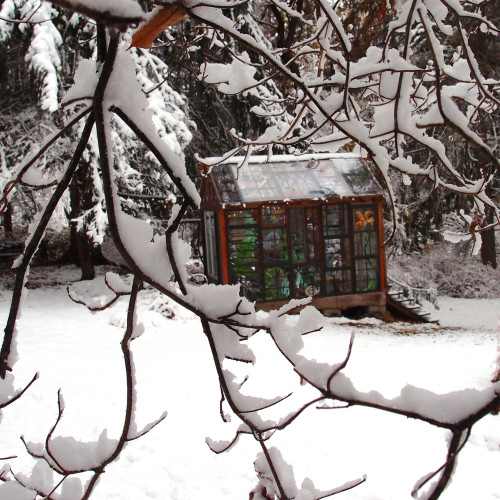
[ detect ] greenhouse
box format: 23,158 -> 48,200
200,154 -> 387,314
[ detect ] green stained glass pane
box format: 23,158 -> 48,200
290,209 -> 306,261
355,258 -> 378,292
228,226 -> 262,301
264,266 -> 290,301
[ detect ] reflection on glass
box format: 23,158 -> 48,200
324,237 -> 352,295
290,209 -> 306,261
338,159 -> 381,195
313,160 -> 352,197
355,258 -> 378,292
204,212 -> 218,280
228,221 -> 261,301
231,164 -> 280,201
264,266 -> 290,301
227,209 -> 258,226
293,264 -> 321,298
322,204 -> 353,295
273,163 -> 321,198
305,208 -> 319,259
262,205 -> 286,225
212,164 -> 239,203
262,228 -> 288,261
212,156 -> 383,204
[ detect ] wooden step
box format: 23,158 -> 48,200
386,294 -> 438,324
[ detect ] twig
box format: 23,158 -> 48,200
0,373 -> 39,409
165,201 -> 190,295
412,428 -> 471,500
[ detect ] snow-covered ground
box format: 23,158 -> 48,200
0,266 -> 498,500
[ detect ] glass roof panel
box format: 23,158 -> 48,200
230,164 -> 281,202
333,158 -> 382,195
212,164 -> 240,204
211,156 -> 383,204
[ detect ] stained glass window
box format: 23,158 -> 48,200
289,208 -> 322,298
262,205 -> 286,225
322,205 -> 353,295
220,198 -> 382,303
227,210 -> 262,301
227,209 -> 258,226
352,206 -> 379,292
264,266 -> 291,301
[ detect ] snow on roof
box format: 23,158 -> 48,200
204,154 -> 384,204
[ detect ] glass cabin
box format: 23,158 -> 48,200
200,154 -> 387,314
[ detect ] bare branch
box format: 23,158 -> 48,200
206,428 -> 252,454
165,201 -> 190,295
412,428 -> 471,500
127,411 -> 168,441
326,331 -> 354,390
0,373 -> 39,409
0,14 -> 55,25
240,392 -> 293,414
66,273 -> 134,312
257,437 -> 288,500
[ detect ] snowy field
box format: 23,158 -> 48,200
0,266 -> 499,500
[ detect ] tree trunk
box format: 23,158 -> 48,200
480,209 -> 497,269
75,226 -> 95,279
3,203 -> 13,233
480,188 -> 497,269
60,166 -> 96,280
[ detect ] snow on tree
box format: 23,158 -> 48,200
0,0 -> 195,277
0,1 -> 499,499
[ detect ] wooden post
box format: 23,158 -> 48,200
219,209 -> 229,284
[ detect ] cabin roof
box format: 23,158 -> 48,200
202,153 -> 384,205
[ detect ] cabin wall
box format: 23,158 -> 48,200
220,199 -> 386,311
377,201 -> 387,292
256,291 -> 386,314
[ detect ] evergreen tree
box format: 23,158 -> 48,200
0,0 -> 194,276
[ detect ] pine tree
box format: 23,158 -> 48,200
0,0 -> 195,276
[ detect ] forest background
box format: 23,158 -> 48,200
1,0 -> 498,281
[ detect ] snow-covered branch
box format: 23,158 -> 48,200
46,0 -> 144,30
1,2 -> 498,499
